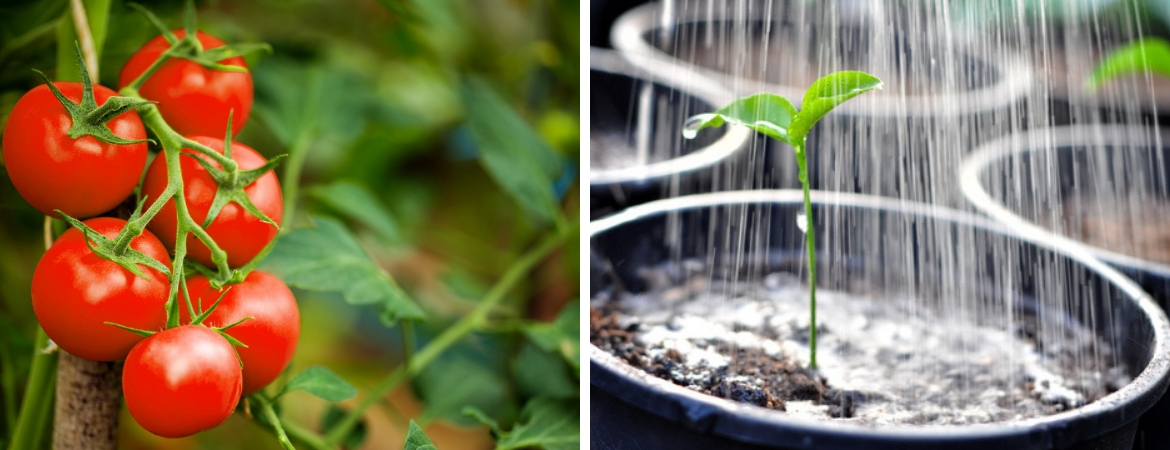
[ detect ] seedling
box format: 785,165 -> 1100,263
1087,37 -> 1170,89
683,71 -> 882,368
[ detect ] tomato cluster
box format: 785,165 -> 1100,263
3,27 -> 299,439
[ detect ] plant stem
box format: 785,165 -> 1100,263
322,225 -> 573,445
280,133 -> 313,228
6,329 -> 57,450
252,395 -> 295,450
68,0 -> 98,81
794,144 -> 818,369
281,420 -> 333,450
401,320 -> 415,369
52,353 -> 120,450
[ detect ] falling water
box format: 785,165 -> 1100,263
594,0 -> 1169,428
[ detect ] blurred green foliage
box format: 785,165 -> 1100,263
0,0 -> 579,448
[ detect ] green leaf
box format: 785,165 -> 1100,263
413,340 -> 513,427
684,93 -> 797,145
787,70 -> 883,143
260,216 -> 425,325
496,397 -> 579,450
320,405 -> 367,449
523,302 -> 580,371
512,343 -> 577,399
460,77 -> 562,224
1088,38 -> 1170,89
307,181 -> 402,244
404,420 -> 437,450
284,366 -> 357,402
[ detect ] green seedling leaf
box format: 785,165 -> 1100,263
260,215 -> 425,325
404,420 -> 437,450
461,77 -> 563,224
284,366 -> 357,402
684,93 -> 797,145
493,397 -> 579,450
788,70 -> 883,143
307,181 -> 402,243
320,405 -> 367,449
1088,38 -> 1170,89
523,302 -> 580,371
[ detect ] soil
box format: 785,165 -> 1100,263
1060,195 -> 1170,265
590,264 -> 1127,426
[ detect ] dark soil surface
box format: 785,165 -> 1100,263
590,306 -> 857,418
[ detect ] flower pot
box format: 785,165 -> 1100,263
590,47 -> 752,218
610,0 -> 1033,207
959,124 -> 1170,449
590,190 -> 1170,450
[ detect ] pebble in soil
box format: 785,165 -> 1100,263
590,264 -> 1129,426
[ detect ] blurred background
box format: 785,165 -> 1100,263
0,0 -> 580,448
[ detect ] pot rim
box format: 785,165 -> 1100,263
958,123 -> 1170,279
590,190 -> 1170,448
610,2 -> 1034,118
590,47 -> 752,185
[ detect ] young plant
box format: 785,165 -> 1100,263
1087,37 -> 1170,89
683,71 -> 882,368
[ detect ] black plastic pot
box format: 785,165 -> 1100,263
959,125 -> 1170,450
590,190 -> 1170,450
590,47 -> 751,219
610,0 -> 1033,207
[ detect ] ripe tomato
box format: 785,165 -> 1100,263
141,135 -> 282,268
184,271 -> 299,395
31,218 -> 170,361
2,83 -> 147,218
123,325 -> 242,438
118,30 -> 252,138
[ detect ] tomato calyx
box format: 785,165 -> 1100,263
127,1 -> 270,81
55,205 -> 170,279
33,43 -> 155,147
185,117 -> 286,229
104,284 -> 253,350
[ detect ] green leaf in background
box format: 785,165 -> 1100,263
522,301 -> 579,371
413,340 -> 513,427
320,405 -> 368,450
787,70 -> 883,143
460,77 -> 562,224
512,343 -> 576,399
55,0 -> 111,82
1088,37 -> 1170,89
685,93 -> 797,144
283,366 -> 357,402
307,181 -> 402,244
404,420 -> 437,450
260,215 -> 425,325
491,397 -> 579,450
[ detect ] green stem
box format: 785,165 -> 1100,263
178,136 -> 238,172
401,320 -> 415,369
322,226 -> 572,445
282,420 -> 333,450
125,50 -> 170,91
794,144 -> 818,369
6,329 -> 58,450
252,395 -> 295,450
280,133 -> 313,228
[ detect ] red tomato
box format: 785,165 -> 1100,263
2,83 -> 147,218
31,218 -> 170,361
184,271 -> 299,395
123,325 -> 242,438
118,30 -> 252,138
141,135 -> 282,268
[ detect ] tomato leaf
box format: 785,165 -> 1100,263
460,77 -> 563,224
685,93 -> 797,145
787,71 -> 883,143
483,397 -> 579,450
260,215 -> 425,325
306,181 -> 402,244
283,366 -> 357,402
404,420 -> 437,450
1088,38 -> 1170,89
512,343 -> 577,399
413,338 -> 514,426
522,302 -> 580,371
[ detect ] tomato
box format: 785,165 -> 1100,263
184,271 -> 299,395
31,218 -> 170,361
2,83 -> 147,218
118,30 -> 252,138
123,325 -> 242,438
141,135 -> 282,268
